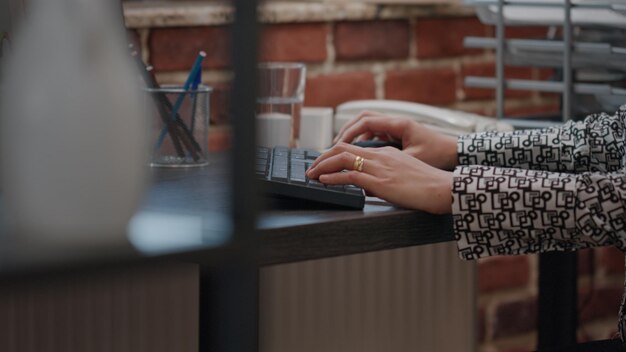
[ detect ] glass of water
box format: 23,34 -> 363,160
257,62 -> 306,147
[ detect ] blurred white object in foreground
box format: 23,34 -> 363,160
0,0 -> 148,246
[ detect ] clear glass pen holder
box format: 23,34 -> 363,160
145,85 -> 212,167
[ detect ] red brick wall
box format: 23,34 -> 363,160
477,249 -> 624,351
142,16 -> 560,134
134,13 -> 623,351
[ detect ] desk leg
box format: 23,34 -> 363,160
537,251 -> 578,350
199,262 -> 259,352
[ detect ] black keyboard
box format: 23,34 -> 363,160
256,146 -> 365,209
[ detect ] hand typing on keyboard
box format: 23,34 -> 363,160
334,111 -> 458,171
306,110 -> 458,214
305,142 -> 453,214
256,146 -> 366,209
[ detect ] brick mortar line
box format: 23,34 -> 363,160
603,275 -> 626,287
478,287 -> 536,307
528,254 -> 539,296
150,66 -> 551,110
449,96 -> 558,114
580,276 -> 625,289
138,28 -> 150,65
454,61 -> 463,101
123,2 -> 476,29
208,127 -> 231,134
580,272 -> 623,288
324,22 -> 336,73
152,52 -> 550,81
301,51 -> 561,76
151,74 -> 553,116
407,18 -> 419,68
305,56 -> 466,76
155,70 -> 233,83
449,98 -> 520,109
373,63 -> 386,100
579,318 -> 622,340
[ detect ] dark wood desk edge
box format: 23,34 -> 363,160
259,212 -> 455,266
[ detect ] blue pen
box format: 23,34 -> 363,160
189,67 -> 202,135
154,51 -> 206,151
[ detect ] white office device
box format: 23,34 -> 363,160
299,107 -> 334,150
257,112 -> 292,148
335,100 -> 513,136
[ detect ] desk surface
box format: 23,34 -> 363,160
0,153 -> 454,275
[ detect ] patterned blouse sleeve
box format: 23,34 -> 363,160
452,105 -> 626,260
457,105 -> 626,173
452,166 -> 626,260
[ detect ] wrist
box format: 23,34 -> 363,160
442,135 -> 459,171
431,170 -> 453,214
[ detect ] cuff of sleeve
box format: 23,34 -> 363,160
452,165 -> 579,260
457,131 -> 508,166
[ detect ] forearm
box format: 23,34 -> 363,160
457,105 -> 626,173
452,165 -> 626,260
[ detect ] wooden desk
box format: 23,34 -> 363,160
148,154 -> 454,266
0,154 -> 457,352
0,153 -> 453,274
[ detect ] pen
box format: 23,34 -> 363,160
131,45 -> 185,157
189,66 -> 202,136
154,51 -> 206,152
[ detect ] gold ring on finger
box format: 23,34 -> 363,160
353,156 -> 365,172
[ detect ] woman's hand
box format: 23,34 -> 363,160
306,143 -> 453,214
334,111 -> 459,171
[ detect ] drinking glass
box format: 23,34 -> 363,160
257,62 -> 306,147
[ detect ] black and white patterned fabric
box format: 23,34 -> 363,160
451,104 -> 626,342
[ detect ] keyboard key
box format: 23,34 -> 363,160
256,146 -> 365,208
345,186 -> 363,195
255,164 -> 266,174
271,173 -> 288,182
291,172 -> 306,180
305,150 -> 321,160
290,176 -> 307,184
291,160 -> 307,170
308,180 -> 326,188
326,185 -> 344,192
272,169 -> 288,178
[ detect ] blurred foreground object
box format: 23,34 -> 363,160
0,0 -> 148,246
